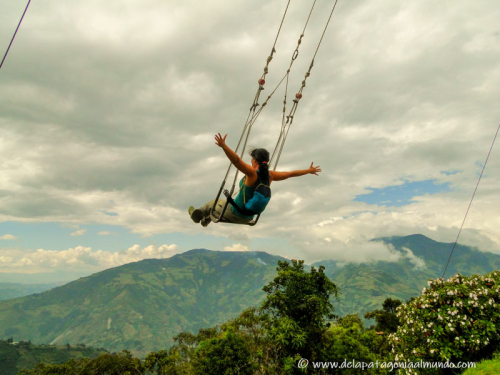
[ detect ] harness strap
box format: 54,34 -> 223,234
224,191 -> 256,217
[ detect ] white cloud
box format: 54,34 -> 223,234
0,234 -> 17,240
10,244 -> 179,269
98,231 -> 113,235
256,258 -> 267,266
300,238 -> 402,264
71,229 -> 87,236
402,247 -> 426,270
0,256 -> 13,263
224,244 -> 250,252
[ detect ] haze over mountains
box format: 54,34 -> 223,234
0,283 -> 62,301
0,234 -> 499,356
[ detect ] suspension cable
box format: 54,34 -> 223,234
0,0 -> 32,71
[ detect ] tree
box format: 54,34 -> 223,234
222,307 -> 275,374
321,323 -> 386,374
193,329 -> 256,375
337,314 -> 364,329
390,271 -> 500,374
364,298 -> 402,333
19,351 -> 144,375
260,260 -> 338,370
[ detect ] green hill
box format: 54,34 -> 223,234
0,339 -> 107,375
0,250 -> 286,357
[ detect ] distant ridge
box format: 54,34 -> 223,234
314,234 -> 500,322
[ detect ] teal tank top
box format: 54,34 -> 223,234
231,174 -> 257,219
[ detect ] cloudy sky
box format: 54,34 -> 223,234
1,0 -> 499,283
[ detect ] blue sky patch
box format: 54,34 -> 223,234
354,180 -> 451,207
440,170 -> 460,176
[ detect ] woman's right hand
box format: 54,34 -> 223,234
215,133 -> 228,148
308,162 -> 321,176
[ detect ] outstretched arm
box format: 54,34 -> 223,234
214,133 -> 255,176
270,162 -> 321,181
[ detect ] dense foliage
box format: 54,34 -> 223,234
390,271 -> 500,374
365,298 -> 402,333
261,260 -> 338,368
18,351 -> 142,375
0,340 -> 107,375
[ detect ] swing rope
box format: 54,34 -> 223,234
211,0 -> 328,224
0,0 -> 32,71
271,0 -> 340,170
271,0 -> 319,169
219,0 -> 292,185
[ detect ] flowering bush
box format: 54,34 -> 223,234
389,271 -> 500,373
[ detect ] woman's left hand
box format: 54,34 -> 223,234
215,133 -> 228,148
308,162 -> 321,176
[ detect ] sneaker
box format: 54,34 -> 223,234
189,206 -> 204,223
201,217 -> 211,227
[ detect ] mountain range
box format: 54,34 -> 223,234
0,234 -> 499,357
0,250 -> 284,356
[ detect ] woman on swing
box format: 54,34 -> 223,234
189,133 -> 321,226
